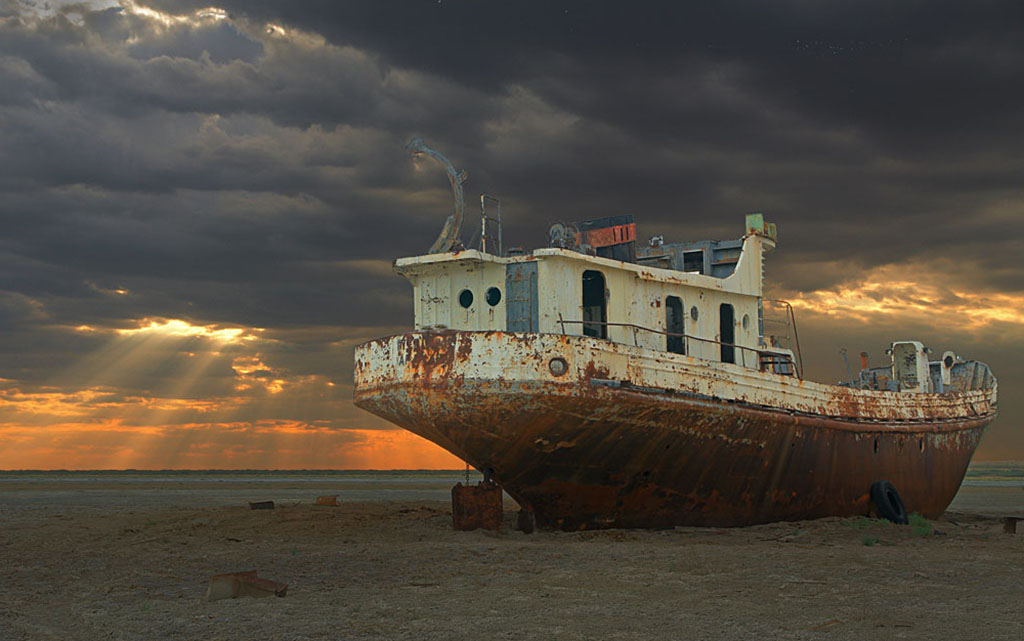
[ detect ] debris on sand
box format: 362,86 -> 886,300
206,570 -> 287,602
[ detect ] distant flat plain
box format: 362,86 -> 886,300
1,464 -> 1021,640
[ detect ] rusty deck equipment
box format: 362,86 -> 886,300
353,140 -> 999,530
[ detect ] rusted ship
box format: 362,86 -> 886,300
353,140 -> 998,529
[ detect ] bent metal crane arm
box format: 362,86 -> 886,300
406,137 -> 468,254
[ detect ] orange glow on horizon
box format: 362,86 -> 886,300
0,420 -> 464,470
783,264 -> 1024,329
0,361 -> 463,470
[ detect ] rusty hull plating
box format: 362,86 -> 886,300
354,331 -> 997,530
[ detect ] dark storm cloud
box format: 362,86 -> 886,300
0,0 -> 1022,458
138,0 -> 1022,289
3,0 -> 1021,284
149,0 -> 1024,145
4,1 -> 1022,290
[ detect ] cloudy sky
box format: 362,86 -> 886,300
0,0 -> 1021,469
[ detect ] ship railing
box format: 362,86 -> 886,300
761,298 -> 804,377
556,317 -> 801,378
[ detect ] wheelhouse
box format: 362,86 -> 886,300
394,213 -> 802,376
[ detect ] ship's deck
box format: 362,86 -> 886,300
355,330 -> 997,425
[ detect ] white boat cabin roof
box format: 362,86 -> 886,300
392,214 -> 796,375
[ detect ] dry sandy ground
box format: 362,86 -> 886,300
1,483 -> 1022,641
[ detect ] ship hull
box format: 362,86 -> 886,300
354,331 -> 996,529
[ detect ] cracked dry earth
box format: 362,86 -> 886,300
1,488 -> 1022,641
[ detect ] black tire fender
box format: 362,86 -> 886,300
871,480 -> 909,524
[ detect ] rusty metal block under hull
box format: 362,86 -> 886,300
354,331 -> 997,529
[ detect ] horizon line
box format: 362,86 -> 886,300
1,461 -> 1021,473
0,468 -> 477,473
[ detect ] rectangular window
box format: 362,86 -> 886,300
720,303 -> 735,364
683,250 -> 704,273
582,270 -> 607,339
666,296 -> 685,354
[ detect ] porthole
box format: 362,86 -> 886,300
549,357 -> 568,376
486,287 -> 502,306
742,314 -> 750,330
690,306 -> 699,321
458,289 -> 473,308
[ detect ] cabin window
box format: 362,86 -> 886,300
720,303 -> 735,363
666,296 -> 685,355
486,287 -> 502,306
458,289 -> 473,308
582,270 -> 607,339
683,250 -> 703,273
